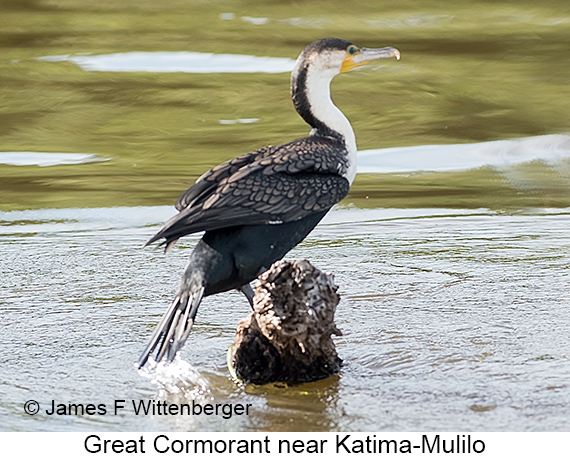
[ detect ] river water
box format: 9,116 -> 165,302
1,0 -> 569,432
2,205 -> 569,432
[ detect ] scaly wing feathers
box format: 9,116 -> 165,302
147,136 -> 350,249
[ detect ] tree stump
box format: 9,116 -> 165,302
230,259 -> 342,385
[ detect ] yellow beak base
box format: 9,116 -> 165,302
340,56 -> 363,73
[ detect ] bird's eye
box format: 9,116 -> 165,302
347,45 -> 359,55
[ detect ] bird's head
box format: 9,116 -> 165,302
290,37 -> 400,148
293,38 -> 400,78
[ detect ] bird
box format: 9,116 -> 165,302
138,38 -> 400,369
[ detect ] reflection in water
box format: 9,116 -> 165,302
247,376 -> 343,432
0,152 -> 109,167
4,135 -> 568,177
37,52 -> 295,74
240,17 -> 270,26
358,134 -> 570,174
219,118 -> 260,125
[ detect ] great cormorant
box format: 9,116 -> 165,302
138,38 -> 400,368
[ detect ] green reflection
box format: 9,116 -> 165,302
1,0 -> 569,210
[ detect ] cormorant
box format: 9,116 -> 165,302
138,38 -> 400,369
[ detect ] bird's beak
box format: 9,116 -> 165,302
341,46 -> 401,73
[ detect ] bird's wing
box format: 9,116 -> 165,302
147,136 -> 350,248
174,146 -> 278,212
148,172 -> 349,248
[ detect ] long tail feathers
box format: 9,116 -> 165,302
137,287 -> 205,369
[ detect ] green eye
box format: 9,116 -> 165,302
347,45 -> 359,55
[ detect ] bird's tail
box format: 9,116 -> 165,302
137,287 -> 205,369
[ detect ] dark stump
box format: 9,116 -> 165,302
231,259 -> 342,385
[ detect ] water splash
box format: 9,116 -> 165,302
138,356 -> 212,403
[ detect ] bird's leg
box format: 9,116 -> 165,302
239,283 -> 255,308
239,268 -> 268,308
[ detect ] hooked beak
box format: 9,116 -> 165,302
341,46 -> 401,73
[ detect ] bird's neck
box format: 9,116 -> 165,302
291,64 -> 357,183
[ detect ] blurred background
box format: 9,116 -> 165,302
1,0 -> 569,210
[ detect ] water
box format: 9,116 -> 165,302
1,0 -> 570,433
0,152 -> 109,167
3,133 -> 570,171
36,52 -> 296,74
358,134 -> 570,174
1,206 -> 569,432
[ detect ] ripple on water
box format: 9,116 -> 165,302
357,134 -> 570,173
36,52 -> 296,74
0,152 -> 109,167
1,207 -> 570,431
